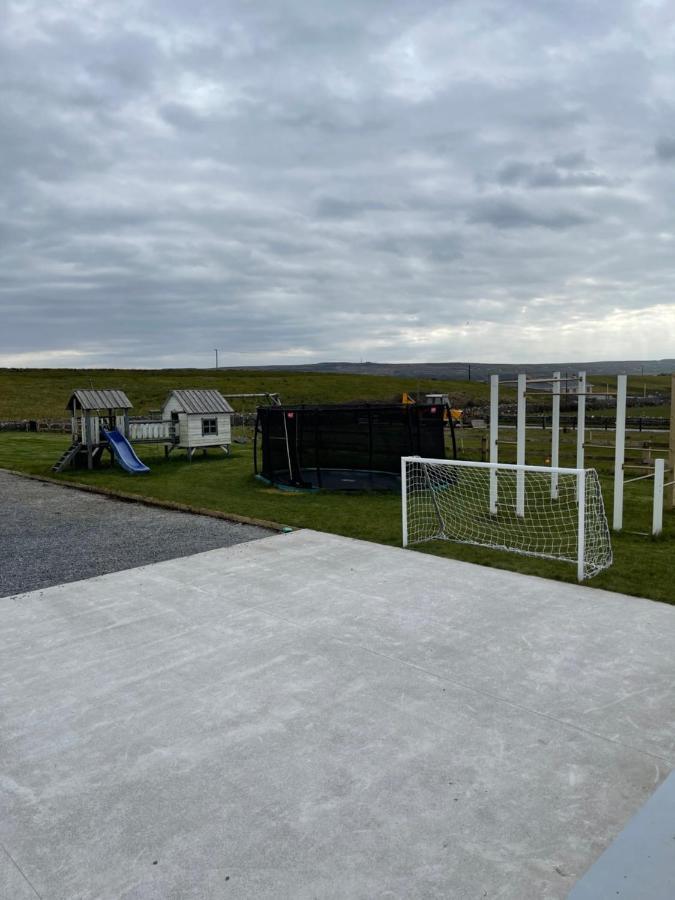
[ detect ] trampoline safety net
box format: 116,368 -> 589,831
255,403 -> 448,490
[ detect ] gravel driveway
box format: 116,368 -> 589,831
0,470 -> 274,597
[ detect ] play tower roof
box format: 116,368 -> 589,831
66,389 -> 133,411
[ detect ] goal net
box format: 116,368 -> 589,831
402,458 -> 612,580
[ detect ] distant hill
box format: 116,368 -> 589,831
224,359 -> 675,383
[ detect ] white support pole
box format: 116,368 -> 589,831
489,374 -> 499,515
652,458 -> 665,537
613,375 -> 627,531
551,371 -> 560,500
576,370 -> 586,471
669,374 -> 675,511
516,373 -> 526,517
577,469 -> 586,581
401,457 -> 408,547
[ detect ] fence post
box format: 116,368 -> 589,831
489,375 -> 499,514
669,374 -> 675,510
401,457 -> 408,547
516,373 -> 526,517
576,370 -> 586,472
577,470 -> 586,581
551,371 -> 560,500
653,458 -> 665,536
613,375 -> 627,530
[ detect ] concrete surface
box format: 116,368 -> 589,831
0,469 -> 272,597
568,770 -> 675,899
2,529 -> 675,899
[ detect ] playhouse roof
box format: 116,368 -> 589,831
66,389 -> 133,411
165,389 -> 234,415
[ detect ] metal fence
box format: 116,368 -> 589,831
491,414 -> 669,432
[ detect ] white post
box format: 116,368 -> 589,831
652,458 -> 665,537
516,373 -> 526,517
577,469 -> 586,581
489,374 -> 499,515
551,371 -> 560,500
576,370 -> 586,471
401,457 -> 408,547
669,374 -> 675,511
613,375 -> 627,531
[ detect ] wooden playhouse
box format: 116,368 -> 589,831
160,389 -> 234,459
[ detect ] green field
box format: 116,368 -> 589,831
587,403 -> 671,419
587,374 -> 672,394
0,368 -> 498,421
1,367 -> 668,424
586,374 -> 672,420
1,420 -> 672,604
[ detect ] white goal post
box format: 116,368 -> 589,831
401,457 -> 613,581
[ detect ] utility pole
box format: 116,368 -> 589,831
214,349 -> 220,370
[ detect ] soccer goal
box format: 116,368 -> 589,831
401,457 -> 613,580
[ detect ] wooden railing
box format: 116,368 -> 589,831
128,421 -> 175,442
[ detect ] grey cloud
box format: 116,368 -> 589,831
370,233 -> 463,263
469,198 -> 592,231
655,137 -> 675,162
496,159 -> 610,189
160,102 -> 210,131
553,151 -> 588,169
496,162 -> 532,186
314,196 -> 394,219
1,0 -> 674,366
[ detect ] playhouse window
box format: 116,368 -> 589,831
202,417 -> 218,436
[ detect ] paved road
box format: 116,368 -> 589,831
0,470 -> 273,597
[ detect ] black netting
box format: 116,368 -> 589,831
255,403 -> 448,490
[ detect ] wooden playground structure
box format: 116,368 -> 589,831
52,389 -> 281,473
54,390 -> 137,473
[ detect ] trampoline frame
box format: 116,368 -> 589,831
254,402 -> 454,491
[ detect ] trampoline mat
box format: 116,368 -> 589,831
272,468 -> 401,491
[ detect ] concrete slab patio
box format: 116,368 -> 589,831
2,529 -> 675,899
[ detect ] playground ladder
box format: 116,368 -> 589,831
52,442 -> 83,473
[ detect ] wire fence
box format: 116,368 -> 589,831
0,419 -> 70,432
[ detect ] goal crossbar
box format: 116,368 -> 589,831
405,457 -> 583,475
401,457 -> 612,580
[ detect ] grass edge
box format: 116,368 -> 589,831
1,466 -> 290,534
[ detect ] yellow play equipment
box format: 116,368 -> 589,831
401,393 -> 463,425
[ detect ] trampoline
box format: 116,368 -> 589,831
254,403 -> 452,490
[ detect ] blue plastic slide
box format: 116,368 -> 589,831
102,428 -> 151,474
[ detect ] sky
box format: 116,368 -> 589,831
1,0 -> 675,368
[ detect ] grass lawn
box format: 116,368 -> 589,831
1,429 -> 673,605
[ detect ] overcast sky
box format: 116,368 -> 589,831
2,0 -> 674,368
